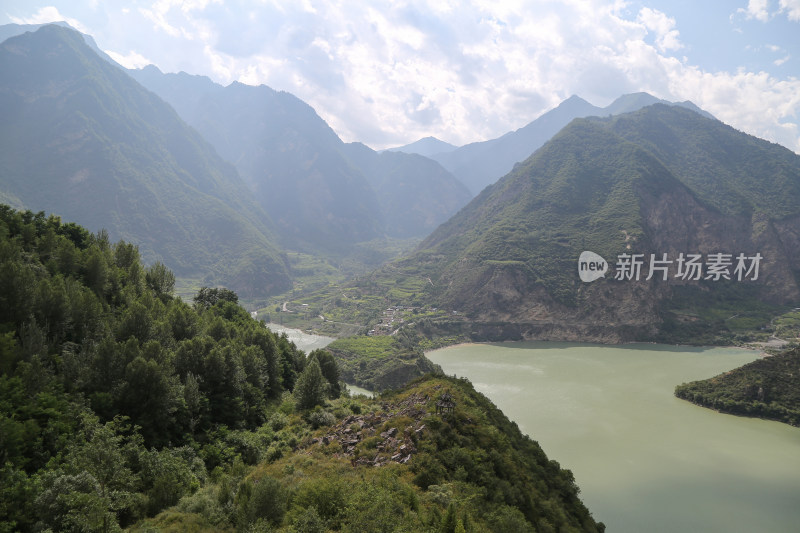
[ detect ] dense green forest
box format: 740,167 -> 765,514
0,206 -> 602,532
675,347 -> 800,426
0,205 -> 336,530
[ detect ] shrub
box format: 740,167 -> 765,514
278,395 -> 296,416
291,505 -> 325,533
292,478 -> 346,527
294,360 -> 326,410
308,409 -> 336,429
412,453 -> 447,490
269,412 -> 288,431
486,505 -> 535,533
237,476 -> 287,528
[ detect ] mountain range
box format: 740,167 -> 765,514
128,66 -> 471,254
385,135 -> 457,157
4,20 -> 798,533
3,22 -> 798,339
393,93 -> 714,195
0,23 -> 473,294
363,104 -> 800,342
0,24 -> 291,298
0,23 -> 474,298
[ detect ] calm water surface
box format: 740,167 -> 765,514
345,383 -> 375,398
428,342 -> 800,533
265,325 -> 374,396
265,324 -> 335,352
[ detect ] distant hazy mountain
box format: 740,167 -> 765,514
0,22 -> 54,43
0,25 -> 291,298
127,65 -> 221,124
129,67 -> 471,252
386,136 -> 458,157
0,21 -> 474,266
429,93 -> 715,195
365,104 -> 800,342
603,92 -> 712,118
185,79 -> 383,253
341,143 -> 471,238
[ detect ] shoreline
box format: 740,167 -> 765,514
424,338 -> 780,357
264,320 -> 793,359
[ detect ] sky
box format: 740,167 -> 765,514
3,0 -> 800,152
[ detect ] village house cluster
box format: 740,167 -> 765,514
368,306 -> 416,336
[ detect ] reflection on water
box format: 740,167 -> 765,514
428,342 -> 800,533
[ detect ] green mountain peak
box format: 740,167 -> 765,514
357,105 -> 800,343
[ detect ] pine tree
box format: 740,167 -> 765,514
294,360 -> 325,410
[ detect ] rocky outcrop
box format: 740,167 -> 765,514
307,392 -> 431,466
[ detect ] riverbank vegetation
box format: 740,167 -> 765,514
675,347 -> 800,426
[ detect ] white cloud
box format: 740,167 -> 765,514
219,0 -> 794,153
9,1 -> 797,154
779,0 -> 800,20
8,5 -> 90,34
740,0 -> 771,22
105,49 -> 152,69
737,0 -> 800,21
203,43 -> 236,81
774,54 -> 791,66
139,0 -> 221,39
139,4 -> 181,38
667,65 -> 800,153
637,7 -> 683,52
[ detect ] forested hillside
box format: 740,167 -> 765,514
134,375 -> 603,533
675,347 -> 800,426
325,332 -> 442,391
0,205 -> 332,530
0,206 -> 602,532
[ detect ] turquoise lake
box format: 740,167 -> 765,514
427,342 -> 800,533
